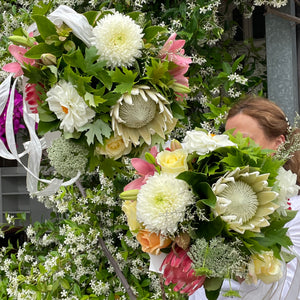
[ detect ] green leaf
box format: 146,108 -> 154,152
25,43 -> 63,59
171,101 -> 186,119
32,1 -> 53,15
145,58 -> 170,87
78,119 -> 111,145
63,49 -> 86,70
37,120 -> 59,135
205,286 -> 221,300
38,263 -> 47,274
204,277 -> 223,291
195,217 -> 225,240
60,278 -> 70,290
232,54 -> 245,73
31,15 -> 57,41
177,171 -> 216,207
144,26 -> 167,41
109,68 -> 137,94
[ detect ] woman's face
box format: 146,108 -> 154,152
225,113 -> 281,150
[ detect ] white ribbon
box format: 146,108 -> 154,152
0,76 -> 80,196
28,5 -> 94,47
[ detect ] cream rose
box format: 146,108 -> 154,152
156,149 -> 188,174
95,135 -> 132,159
122,200 -> 141,233
247,251 -> 283,284
182,130 -> 236,155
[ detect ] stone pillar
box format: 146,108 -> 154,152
265,0 -> 299,123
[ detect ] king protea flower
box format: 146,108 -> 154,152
110,85 -> 175,147
160,246 -> 206,296
212,166 -> 279,234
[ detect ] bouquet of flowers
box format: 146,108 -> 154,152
120,129 -> 299,299
0,3 -> 191,191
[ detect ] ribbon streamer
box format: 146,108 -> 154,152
0,75 -> 80,197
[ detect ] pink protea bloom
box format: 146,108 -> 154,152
124,146 -> 158,191
24,83 -> 41,114
160,246 -> 206,296
2,45 -> 36,78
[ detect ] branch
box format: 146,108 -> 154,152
75,180 -> 137,300
266,6 -> 300,24
98,237 -> 137,300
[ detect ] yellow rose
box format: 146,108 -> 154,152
156,149 -> 188,174
247,251 -> 283,284
122,200 -> 141,233
136,229 -> 172,255
95,135 -> 132,160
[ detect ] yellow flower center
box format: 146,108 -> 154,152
219,180 -> 258,223
119,95 -> 157,128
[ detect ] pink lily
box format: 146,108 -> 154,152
158,33 -> 192,101
124,146 -> 158,191
2,45 -> 36,78
158,33 -> 192,67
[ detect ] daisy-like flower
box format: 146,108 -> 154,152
136,173 -> 194,235
46,81 -> 95,133
92,12 -> 143,68
111,85 -> 175,147
212,166 -> 279,234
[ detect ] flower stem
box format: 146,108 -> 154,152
160,274 -> 167,300
75,180 -> 137,300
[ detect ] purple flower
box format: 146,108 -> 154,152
0,90 -> 25,147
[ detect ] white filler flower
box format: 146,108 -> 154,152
46,81 -> 95,133
92,12 -> 143,68
136,173 -> 194,235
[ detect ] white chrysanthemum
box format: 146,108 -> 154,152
136,173 -> 194,235
275,167 -> 299,215
111,85 -> 176,147
92,12 -> 143,68
182,130 -> 236,155
46,81 -> 95,133
213,166 -> 279,234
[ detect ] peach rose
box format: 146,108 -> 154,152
136,229 -> 172,255
247,251 -> 283,284
156,148 -> 188,174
